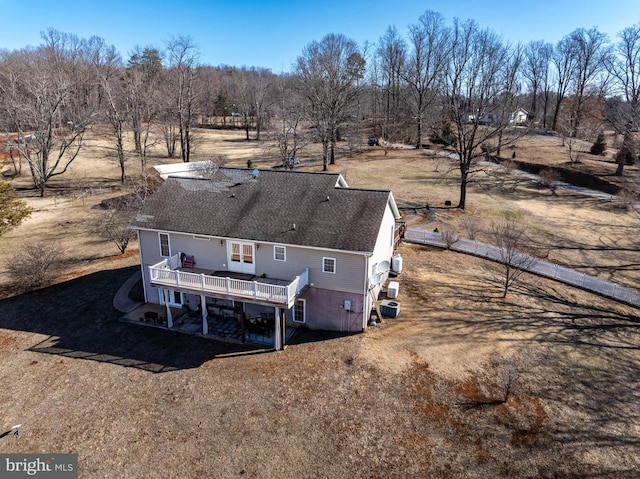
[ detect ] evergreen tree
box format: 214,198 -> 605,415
0,182 -> 32,236
590,132 -> 607,155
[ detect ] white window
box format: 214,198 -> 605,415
323,257 -> 336,273
159,233 -> 170,257
293,299 -> 306,323
274,245 -> 286,261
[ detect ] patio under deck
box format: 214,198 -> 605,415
122,303 -> 296,348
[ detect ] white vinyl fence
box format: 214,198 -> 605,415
404,228 -> 640,308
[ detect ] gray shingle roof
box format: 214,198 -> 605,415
131,168 -> 395,253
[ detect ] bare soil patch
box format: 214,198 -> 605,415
0,128 -> 639,477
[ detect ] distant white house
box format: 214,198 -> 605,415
510,108 -> 529,126
466,108 -> 529,126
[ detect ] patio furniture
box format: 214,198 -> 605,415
207,303 -> 235,319
182,254 -> 195,268
248,316 -> 272,336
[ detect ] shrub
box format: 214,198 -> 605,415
614,145 -> 636,166
0,181 -> 32,237
590,132 -> 607,155
94,209 -> 137,254
430,123 -> 457,146
538,168 -> 561,192
439,228 -> 459,249
6,242 -> 65,292
461,216 -> 481,240
499,209 -> 526,221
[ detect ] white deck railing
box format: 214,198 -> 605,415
149,256 -> 309,307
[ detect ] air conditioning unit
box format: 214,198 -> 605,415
380,299 -> 401,318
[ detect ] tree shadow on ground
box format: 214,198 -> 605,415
396,267 -> 640,477
0,267 -> 272,373
412,273 -> 639,350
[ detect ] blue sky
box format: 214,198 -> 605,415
0,0 -> 637,71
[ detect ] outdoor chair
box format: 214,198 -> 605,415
182,255 -> 195,268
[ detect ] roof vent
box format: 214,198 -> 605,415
252,169 -> 260,179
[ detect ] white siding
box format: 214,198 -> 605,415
255,243 -> 366,294
138,230 -> 228,272
138,229 -> 371,300
369,203 -> 397,279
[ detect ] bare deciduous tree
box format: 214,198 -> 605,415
443,19 -> 523,209
609,23 -> 640,175
6,241 -> 65,292
88,36 -> 128,183
295,33 -> 366,171
232,67 -> 274,141
402,10 -> 450,149
93,181 -> 153,254
523,40 -> 553,125
439,227 -> 459,249
125,46 -> 163,172
538,168 -> 561,194
0,32 -> 91,196
461,215 -> 481,240
268,75 -> 310,167
166,36 -> 200,163
95,209 -> 137,254
488,219 -> 536,298
195,155 -> 228,178
567,28 -> 611,133
550,35 -> 578,132
375,26 -> 407,153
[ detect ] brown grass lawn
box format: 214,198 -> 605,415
0,127 -> 639,478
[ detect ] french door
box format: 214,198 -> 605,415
228,241 -> 256,274
159,289 -> 183,307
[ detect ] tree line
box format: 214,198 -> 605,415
0,12 -> 639,208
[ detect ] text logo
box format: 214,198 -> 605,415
0,454 -> 77,478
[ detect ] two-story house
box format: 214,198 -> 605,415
131,165 -> 402,349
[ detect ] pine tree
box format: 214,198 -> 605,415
590,132 -> 607,155
0,181 -> 32,236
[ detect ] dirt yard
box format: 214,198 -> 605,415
0,127 -> 638,477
